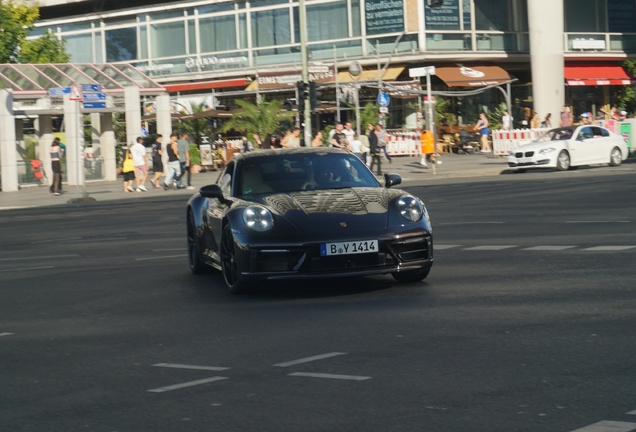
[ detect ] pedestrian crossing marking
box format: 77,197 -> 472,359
582,246 -> 636,251
568,420 -> 636,432
523,246 -> 577,251
463,245 -> 517,251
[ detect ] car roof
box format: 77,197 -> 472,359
236,147 -> 349,161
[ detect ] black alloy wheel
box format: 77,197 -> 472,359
221,224 -> 249,294
391,267 -> 431,283
187,211 -> 208,274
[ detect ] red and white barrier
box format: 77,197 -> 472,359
492,128 -> 550,155
386,132 -> 420,156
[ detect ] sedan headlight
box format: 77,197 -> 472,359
243,205 -> 274,232
397,196 -> 423,222
539,147 -> 556,155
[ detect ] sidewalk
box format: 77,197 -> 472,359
0,153 -> 510,211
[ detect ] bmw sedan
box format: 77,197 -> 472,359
507,125 -> 628,172
186,148 -> 433,293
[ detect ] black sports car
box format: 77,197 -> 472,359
186,147 -> 433,293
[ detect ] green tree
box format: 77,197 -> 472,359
616,60 -> 636,114
174,102 -> 213,147
0,1 -> 69,63
220,99 -> 294,140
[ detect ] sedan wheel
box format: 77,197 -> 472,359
610,147 -> 622,166
187,212 -> 208,274
221,225 -> 249,294
392,268 -> 430,283
556,150 -> 570,171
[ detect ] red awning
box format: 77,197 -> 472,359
163,78 -> 248,93
564,65 -> 634,86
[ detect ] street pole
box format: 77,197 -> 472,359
298,0 -> 311,145
334,45 -> 340,123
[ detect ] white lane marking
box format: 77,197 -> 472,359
438,222 -> 505,225
0,333 -> 14,337
566,221 -> 630,224
628,410 -> 636,415
0,206 -> 38,211
523,246 -> 577,251
0,254 -> 78,262
147,376 -> 228,393
434,245 -> 462,250
152,248 -> 187,252
0,266 -> 54,273
60,237 -> 127,243
152,363 -> 230,371
136,254 -> 188,261
463,246 -> 517,251
288,372 -> 371,381
583,246 -> 636,251
569,420 -> 636,432
273,352 -> 347,367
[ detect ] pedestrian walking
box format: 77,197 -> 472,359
49,137 -> 64,193
350,133 -> 363,160
241,135 -> 254,152
49,138 -> 63,196
252,133 -> 263,149
330,122 -> 350,150
311,130 -> 323,147
263,134 -> 278,149
163,133 -> 181,191
560,106 -> 573,127
343,121 -> 355,146
131,137 -> 149,192
375,124 -> 391,163
121,144 -> 135,192
541,113 -> 552,128
474,113 -> 491,152
280,127 -> 301,148
502,110 -> 512,130
530,111 -> 540,129
367,123 -> 382,175
150,134 -> 164,188
175,132 -> 192,189
420,129 -> 435,167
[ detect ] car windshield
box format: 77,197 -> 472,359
535,128 -> 575,142
235,152 -> 380,197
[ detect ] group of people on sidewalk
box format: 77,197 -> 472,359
120,132 -> 194,193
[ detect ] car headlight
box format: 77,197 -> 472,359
539,147 -> 556,155
397,196 -> 423,222
243,205 -> 274,232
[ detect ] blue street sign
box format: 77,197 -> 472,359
81,84 -> 102,93
83,101 -> 107,109
83,92 -> 106,101
49,87 -> 71,97
377,92 -> 390,107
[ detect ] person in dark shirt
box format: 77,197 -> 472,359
150,134 -> 164,188
330,122 -> 351,150
367,123 -> 381,176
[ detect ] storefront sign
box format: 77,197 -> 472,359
257,65 -> 336,90
571,39 -> 606,50
620,123 -> 632,148
385,81 -> 421,99
425,0 -> 460,29
185,56 -> 248,69
365,0 -> 404,35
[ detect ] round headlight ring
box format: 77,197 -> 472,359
397,196 -> 423,222
243,205 -> 274,232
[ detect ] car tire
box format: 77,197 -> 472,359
609,147 -> 622,166
187,211 -> 210,274
221,224 -> 250,294
556,150 -> 570,171
391,268 -> 430,283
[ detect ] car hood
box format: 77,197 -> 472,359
252,188 -> 400,231
511,140 -> 566,154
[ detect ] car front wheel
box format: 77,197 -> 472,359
610,147 -> 622,166
221,224 -> 250,294
187,211 -> 209,274
392,268 -> 430,283
556,150 -> 570,171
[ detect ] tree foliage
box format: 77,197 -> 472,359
616,60 -> 636,114
0,1 -> 69,64
173,102 -> 213,146
220,99 -> 294,139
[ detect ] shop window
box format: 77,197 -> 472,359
188,21 -> 196,54
365,0 -> 404,35
565,0 -> 598,32
140,26 -> 148,59
474,0 -> 511,31
106,27 -> 138,62
65,33 -> 93,63
463,0 -> 471,29
608,0 -> 635,33
200,15 -> 237,53
425,0 -> 461,31
351,0 -> 361,36
239,14 -> 248,49
251,8 -> 291,47
307,2 -> 348,42
151,21 -> 186,58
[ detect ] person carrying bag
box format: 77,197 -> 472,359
122,147 -> 135,192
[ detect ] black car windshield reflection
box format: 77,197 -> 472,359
536,127 -> 575,142
235,152 -> 380,198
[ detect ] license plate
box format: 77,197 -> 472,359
320,240 -> 378,256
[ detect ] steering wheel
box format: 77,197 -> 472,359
301,182 -> 315,190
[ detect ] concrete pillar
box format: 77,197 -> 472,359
15,119 -> 25,161
156,93 -> 172,170
100,113 -> 117,181
125,86 -> 141,146
528,0 -> 564,122
90,112 -> 101,156
0,90 -> 18,192
38,115 -> 54,182
63,95 -> 84,186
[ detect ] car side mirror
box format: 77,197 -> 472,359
199,184 -> 223,198
384,173 -> 402,188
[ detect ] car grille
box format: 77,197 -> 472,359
515,152 -> 523,158
525,151 -> 534,157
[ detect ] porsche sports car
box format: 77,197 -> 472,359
507,125 -> 628,172
186,148 -> 433,293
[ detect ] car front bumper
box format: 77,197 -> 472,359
507,150 -> 556,170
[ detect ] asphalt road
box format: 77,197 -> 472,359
1,168 -> 636,432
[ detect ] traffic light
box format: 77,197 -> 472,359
309,82 -> 322,111
427,0 -> 443,7
297,81 -> 309,100
283,99 -> 293,111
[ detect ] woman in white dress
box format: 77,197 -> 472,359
281,127 -> 301,148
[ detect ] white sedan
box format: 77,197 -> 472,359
507,126 -> 629,172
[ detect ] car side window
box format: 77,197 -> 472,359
577,127 -> 593,140
218,162 -> 234,195
591,127 -> 604,138
599,128 -> 610,137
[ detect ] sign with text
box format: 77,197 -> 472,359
365,0 -> 405,35
83,101 -> 106,109
83,92 -> 106,101
81,84 -> 102,93
257,65 -> 336,90
49,87 -> 71,97
425,0 -> 460,30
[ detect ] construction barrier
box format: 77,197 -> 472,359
386,132 -> 420,156
492,128 -> 550,155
